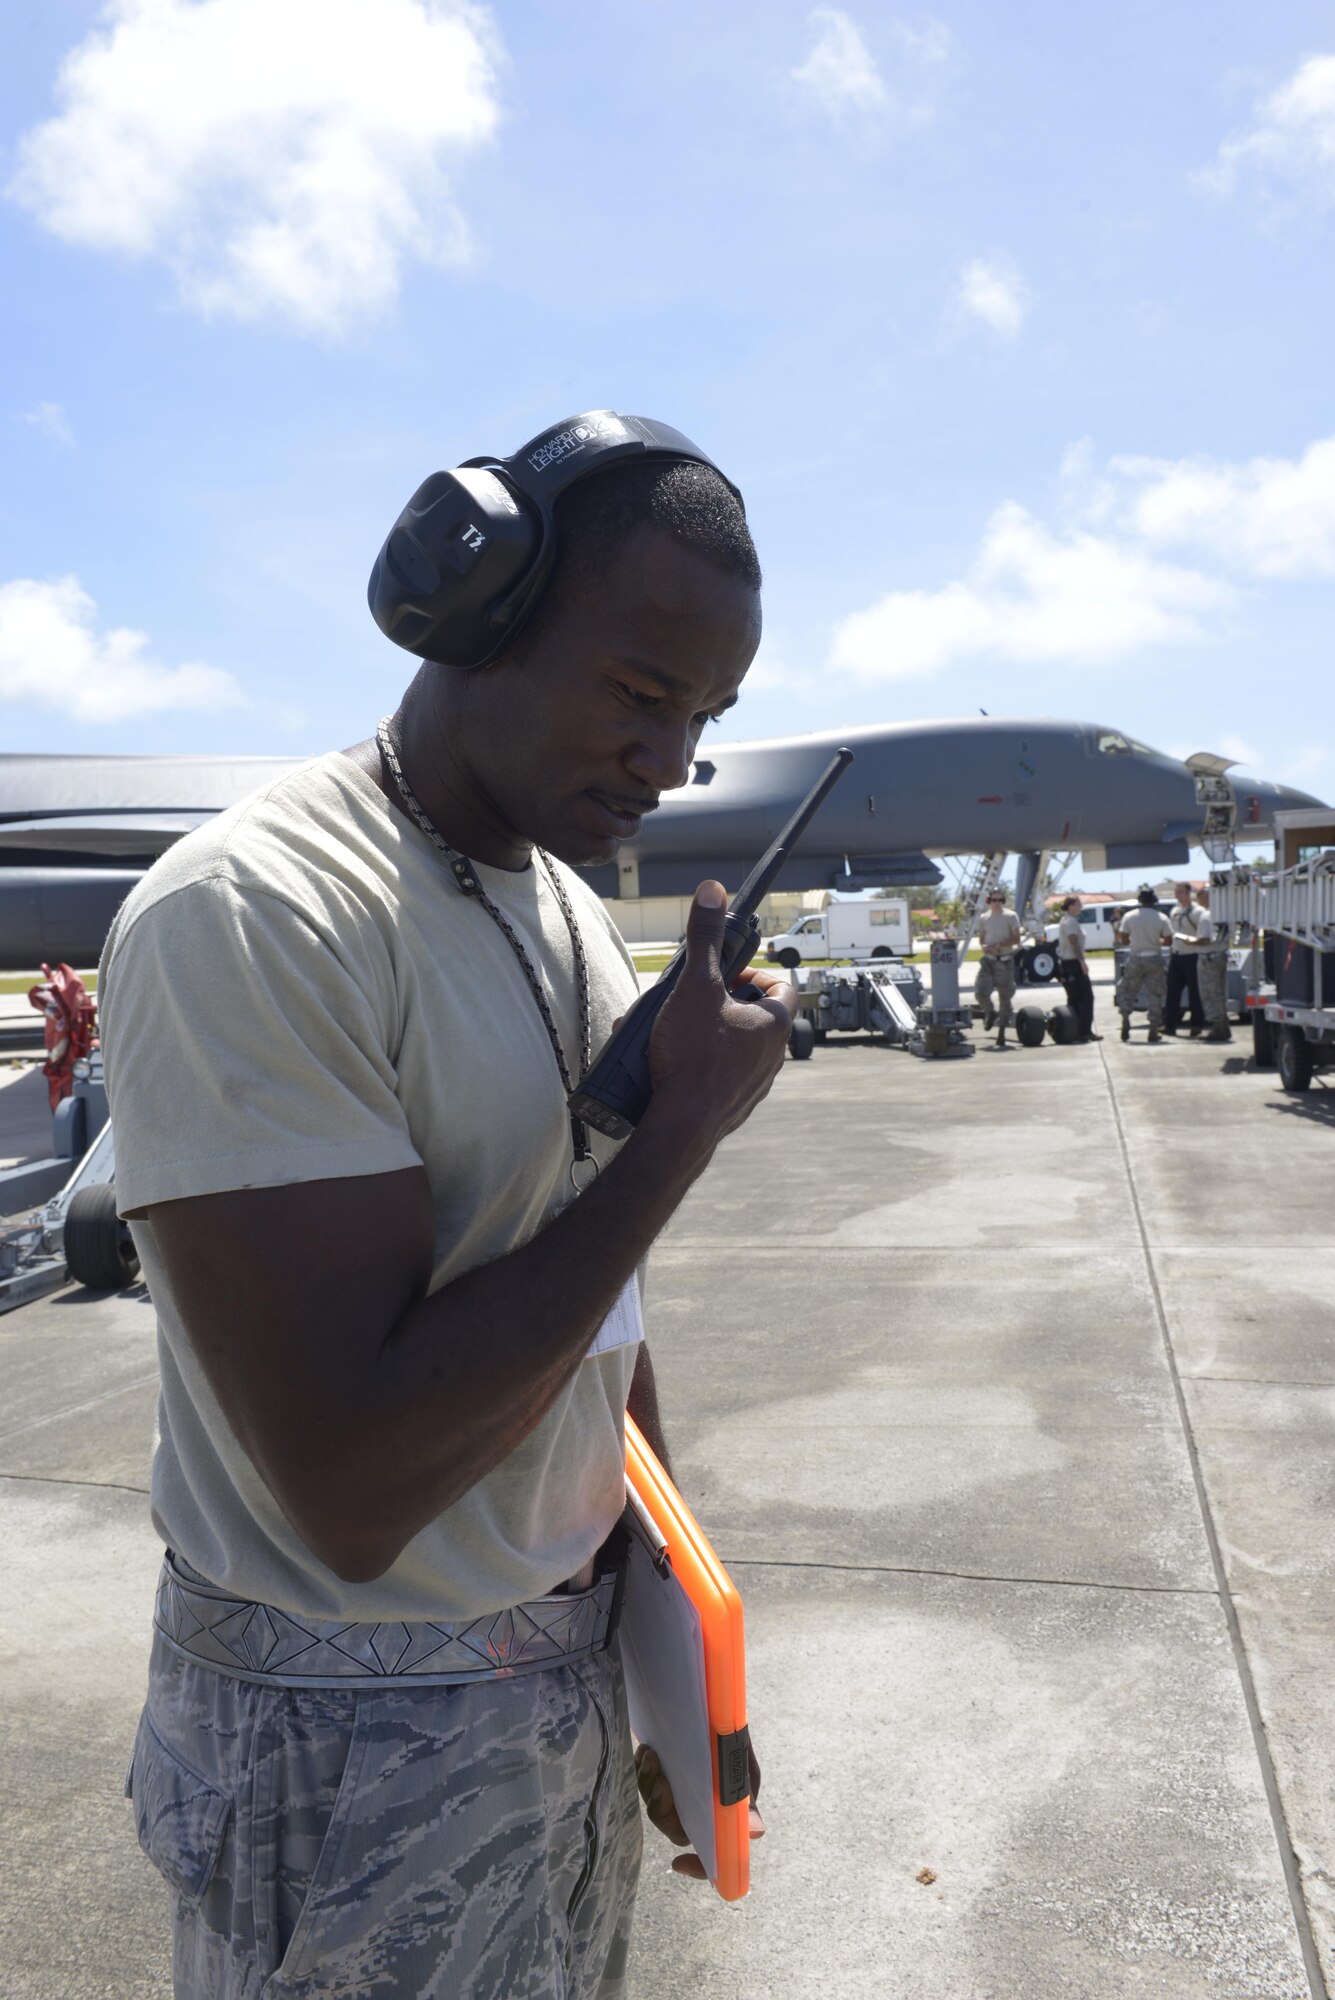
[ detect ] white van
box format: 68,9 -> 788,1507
763,896 -> 912,966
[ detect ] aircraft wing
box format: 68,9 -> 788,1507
0,812 -> 213,858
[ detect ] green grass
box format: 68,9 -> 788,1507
0,970 -> 99,997
10,946 -> 1115,990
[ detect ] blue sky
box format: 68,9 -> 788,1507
3,1 -> 1334,884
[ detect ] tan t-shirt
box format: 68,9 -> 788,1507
1121,907 -> 1171,952
99,753 -> 642,1622
977,908 -> 1020,952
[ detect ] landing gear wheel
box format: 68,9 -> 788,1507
1015,1006 -> 1046,1048
1026,945 -> 1059,983
776,948 -> 801,969
1251,1011 -> 1275,1069
1277,1025 -> 1314,1093
1047,1005 -> 1079,1045
788,1015 -> 816,1060
63,1182 -> 140,1291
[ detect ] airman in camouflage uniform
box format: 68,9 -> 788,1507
1116,889 -> 1172,1042
102,437 -> 775,1998
975,890 -> 1022,1048
1194,886 -> 1233,1043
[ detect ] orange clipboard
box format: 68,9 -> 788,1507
620,1416 -> 751,1902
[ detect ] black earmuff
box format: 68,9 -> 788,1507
367,410 -> 742,668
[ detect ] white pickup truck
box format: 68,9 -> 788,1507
763,896 -> 912,967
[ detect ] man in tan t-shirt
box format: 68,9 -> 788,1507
102,444 -> 788,1998
974,888 -> 1022,1047
1116,887 -> 1173,1042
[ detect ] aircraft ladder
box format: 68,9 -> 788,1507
953,851 -> 1008,949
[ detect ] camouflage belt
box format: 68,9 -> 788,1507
154,1552 -> 620,1690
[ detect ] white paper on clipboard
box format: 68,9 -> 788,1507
617,1486 -> 718,1885
587,1274 -> 645,1358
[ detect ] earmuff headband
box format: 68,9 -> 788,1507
367,409 -> 742,669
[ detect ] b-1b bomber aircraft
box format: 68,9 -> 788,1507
0,717 -> 1322,969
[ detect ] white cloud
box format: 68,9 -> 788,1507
0,576 -> 247,723
1201,53 -> 1335,205
793,10 -> 888,115
791,9 -> 948,125
6,0 -> 501,337
826,502 -> 1235,682
825,427 -> 1335,684
956,251 -> 1029,338
21,401 -> 75,448
888,18 -> 952,67
1108,435 -> 1335,578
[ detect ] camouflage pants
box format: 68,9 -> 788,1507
1117,953 -> 1167,1028
127,1626 -> 642,1999
1197,948 -> 1229,1026
974,954 -> 1017,1028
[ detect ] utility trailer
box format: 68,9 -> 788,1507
792,954 -> 974,1060
1210,808 -> 1335,1093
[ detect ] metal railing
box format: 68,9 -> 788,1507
1210,853 -> 1335,946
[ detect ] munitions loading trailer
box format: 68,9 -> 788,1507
1210,808 -> 1335,1093
793,949 -> 974,1060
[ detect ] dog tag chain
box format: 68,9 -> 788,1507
376,718 -> 597,1188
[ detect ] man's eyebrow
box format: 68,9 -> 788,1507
616,659 -> 740,710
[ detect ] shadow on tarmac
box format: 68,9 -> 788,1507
1265,1088 -> 1335,1128
49,1281 -> 151,1310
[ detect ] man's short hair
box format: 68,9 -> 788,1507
987,890 -> 1004,900
517,458 -> 761,651
1062,895 -> 1080,910
1175,880 -> 1192,895
1138,885 -> 1158,907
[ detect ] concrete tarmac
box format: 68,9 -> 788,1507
1,968 -> 1332,1998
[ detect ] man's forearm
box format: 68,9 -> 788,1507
314,1103 -> 709,1578
627,1342 -> 672,1479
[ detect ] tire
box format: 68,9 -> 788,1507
1047,1005 -> 1079,1045
788,1015 -> 816,1060
871,945 -> 892,958
63,1182 -> 141,1291
1026,944 -> 1059,984
776,948 -> 801,969
1015,1006 -> 1046,1048
1277,1025 -> 1315,1094
1251,1011 -> 1275,1069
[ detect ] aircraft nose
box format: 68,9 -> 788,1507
1231,774 -> 1328,834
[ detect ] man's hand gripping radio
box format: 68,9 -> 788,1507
568,749 -> 854,1141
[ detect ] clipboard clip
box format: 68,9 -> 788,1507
623,1477 -> 673,1575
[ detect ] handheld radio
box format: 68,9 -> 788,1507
568,748 -> 854,1141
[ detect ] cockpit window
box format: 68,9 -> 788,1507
1096,730 -> 1163,758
